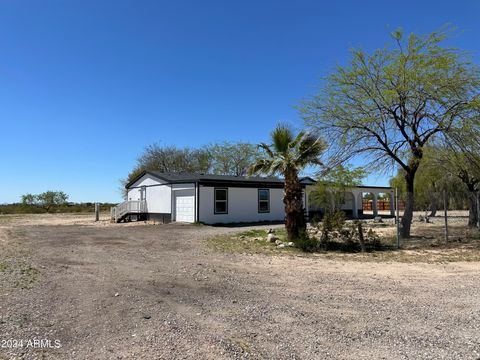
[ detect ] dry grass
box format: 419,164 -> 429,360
207,228 -> 301,255
208,215 -> 480,263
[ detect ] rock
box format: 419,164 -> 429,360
114,292 -> 119,297
275,239 -> 283,245
286,242 -> 294,247
143,314 -> 151,319
277,244 -> 285,248
268,228 -> 275,234
267,233 -> 278,243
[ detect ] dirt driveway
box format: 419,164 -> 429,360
1,216 -> 480,359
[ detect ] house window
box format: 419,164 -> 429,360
258,189 -> 270,213
214,188 -> 228,214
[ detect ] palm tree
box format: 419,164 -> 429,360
249,125 -> 325,241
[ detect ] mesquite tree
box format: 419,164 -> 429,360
300,29 -> 480,237
21,191 -> 69,213
440,128 -> 480,227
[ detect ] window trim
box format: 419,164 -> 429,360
258,188 -> 270,213
214,188 -> 228,214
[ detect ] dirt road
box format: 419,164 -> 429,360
0,215 -> 479,359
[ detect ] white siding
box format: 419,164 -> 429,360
127,188 -> 142,201
129,174 -> 165,187
127,174 -> 172,214
172,183 -> 195,191
199,186 -> 286,224
144,185 -> 172,213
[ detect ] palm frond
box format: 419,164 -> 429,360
248,159 -> 274,175
299,133 -> 325,154
271,125 -> 293,153
270,159 -> 285,175
251,127 -> 325,178
257,143 -> 275,159
289,130 -> 306,149
295,134 -> 326,167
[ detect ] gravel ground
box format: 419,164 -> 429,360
0,215 -> 480,359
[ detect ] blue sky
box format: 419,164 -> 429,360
0,0 -> 479,203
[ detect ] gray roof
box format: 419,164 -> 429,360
125,171 -> 390,190
126,170 -> 300,188
148,171 -> 283,184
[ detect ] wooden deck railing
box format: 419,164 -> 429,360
111,200 -> 147,222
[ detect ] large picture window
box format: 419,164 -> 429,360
214,188 -> 228,214
258,189 -> 270,213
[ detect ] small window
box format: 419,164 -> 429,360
214,188 -> 228,214
258,189 -> 270,213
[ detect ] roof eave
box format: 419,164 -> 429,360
125,170 -> 172,189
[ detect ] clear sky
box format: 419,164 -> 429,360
0,0 -> 479,203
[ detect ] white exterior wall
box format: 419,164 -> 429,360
127,174 -> 172,214
129,174 -> 164,187
198,186 -> 286,224
172,183 -> 195,191
144,185 -> 172,213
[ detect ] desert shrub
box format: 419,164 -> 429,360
295,234 -> 321,252
338,223 -> 385,252
310,213 -> 323,227
365,228 -> 382,249
321,211 -> 346,242
0,203 -> 116,214
318,218 -> 387,252
332,211 -> 346,230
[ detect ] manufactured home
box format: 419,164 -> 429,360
111,171 -> 394,224
112,171 -> 311,224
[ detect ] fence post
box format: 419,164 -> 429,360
443,191 -> 449,244
395,187 -> 400,249
95,203 -> 100,222
476,191 -> 480,229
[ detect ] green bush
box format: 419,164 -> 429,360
295,234 -> 320,252
323,222 -> 388,252
310,213 -> 323,227
314,213 -> 389,253
321,211 -> 346,242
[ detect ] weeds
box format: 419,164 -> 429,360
0,261 -> 39,289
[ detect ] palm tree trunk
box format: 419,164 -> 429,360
284,170 -> 306,241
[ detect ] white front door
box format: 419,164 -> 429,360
175,190 -> 195,223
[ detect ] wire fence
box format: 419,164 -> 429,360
365,190 -> 480,247
305,188 -> 480,248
